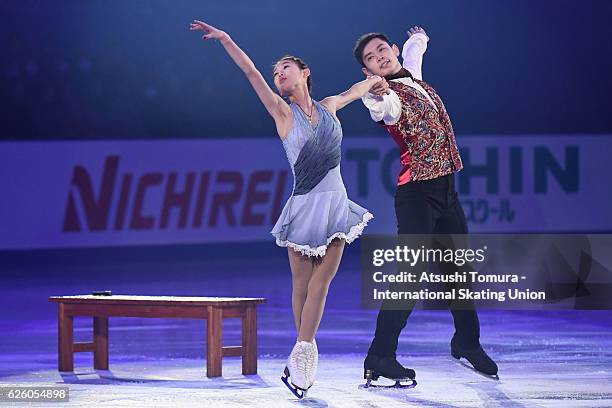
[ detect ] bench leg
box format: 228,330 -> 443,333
206,306 -> 223,377
58,303 -> 74,372
242,306 -> 258,375
93,316 -> 109,370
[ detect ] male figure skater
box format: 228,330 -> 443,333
353,27 -> 498,383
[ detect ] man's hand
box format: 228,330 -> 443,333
407,26 -> 429,41
368,76 -> 390,97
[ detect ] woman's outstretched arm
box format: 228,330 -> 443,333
320,76 -> 386,116
190,20 -> 291,128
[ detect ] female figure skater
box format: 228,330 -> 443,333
190,19 -> 382,398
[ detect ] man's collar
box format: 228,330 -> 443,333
384,67 -> 414,81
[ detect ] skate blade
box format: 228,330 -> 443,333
452,356 -> 500,381
281,368 -> 308,399
359,378 -> 417,390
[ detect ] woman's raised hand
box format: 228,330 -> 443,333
189,20 -> 229,42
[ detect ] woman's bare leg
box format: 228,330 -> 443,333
298,238 -> 345,342
288,248 -> 314,333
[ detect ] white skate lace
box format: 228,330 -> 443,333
303,341 -> 316,386
289,341 -> 310,389
295,344 -> 308,376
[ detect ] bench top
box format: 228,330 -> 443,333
49,295 -> 266,307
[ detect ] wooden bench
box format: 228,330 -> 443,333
48,295 -> 266,378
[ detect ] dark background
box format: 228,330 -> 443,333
2,0 -> 611,140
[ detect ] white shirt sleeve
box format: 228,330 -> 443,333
401,32 -> 428,81
361,90 -> 402,125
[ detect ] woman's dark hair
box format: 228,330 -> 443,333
273,55 -> 312,93
353,32 -> 391,66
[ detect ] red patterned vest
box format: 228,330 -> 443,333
383,79 -> 463,185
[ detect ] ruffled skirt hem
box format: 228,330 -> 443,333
274,211 -> 374,257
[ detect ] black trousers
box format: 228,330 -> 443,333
368,173 -> 481,357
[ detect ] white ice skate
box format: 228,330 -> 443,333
281,340 -> 316,399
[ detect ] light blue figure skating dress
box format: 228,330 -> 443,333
271,100 -> 373,257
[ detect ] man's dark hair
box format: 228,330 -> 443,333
353,32 -> 391,66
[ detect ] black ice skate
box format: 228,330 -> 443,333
360,354 -> 417,389
451,338 -> 499,380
